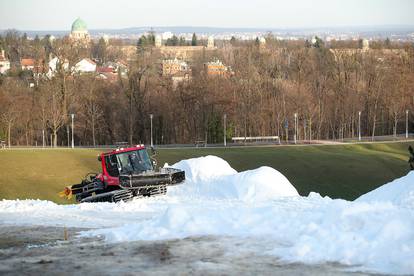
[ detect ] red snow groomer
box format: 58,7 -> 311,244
59,145 -> 185,203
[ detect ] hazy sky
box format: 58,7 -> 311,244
1,0 -> 414,30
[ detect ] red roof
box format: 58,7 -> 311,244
97,66 -> 113,73
21,58 -> 35,67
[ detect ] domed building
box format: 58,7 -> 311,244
69,17 -> 90,44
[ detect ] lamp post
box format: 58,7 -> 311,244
406,110 -> 409,139
71,114 -> 74,148
223,114 -> 227,147
358,111 -> 361,141
42,129 -> 45,148
294,113 -> 298,144
66,125 -> 70,148
150,114 -> 154,147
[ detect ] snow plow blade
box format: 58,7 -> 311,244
59,182 -> 90,200
119,168 -> 185,189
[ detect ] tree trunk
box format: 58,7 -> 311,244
92,115 -> 96,147
393,113 -> 398,138
129,93 -> 133,145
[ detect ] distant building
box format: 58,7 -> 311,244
0,50 -> 10,74
69,17 -> 90,45
97,72 -> 118,82
259,36 -> 266,46
47,56 -> 70,78
259,37 -> 267,50
21,58 -> 36,71
155,35 -> 162,48
150,33 -> 217,59
74,58 -> 96,73
21,58 -> 47,75
207,36 -> 215,49
204,59 -> 233,77
162,58 -> 190,76
362,39 -> 370,51
96,66 -> 114,74
162,58 -> 191,88
102,34 -> 109,44
102,60 -> 128,76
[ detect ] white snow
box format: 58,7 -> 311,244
167,156 -> 299,201
0,155 -> 413,275
356,171 -> 414,208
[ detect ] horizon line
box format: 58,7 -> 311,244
1,24 -> 414,33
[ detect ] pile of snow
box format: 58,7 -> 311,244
170,155 -> 237,182
357,171 -> 414,208
1,156 -> 414,275
168,155 -> 299,201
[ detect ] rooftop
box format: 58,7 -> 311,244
71,17 -> 87,32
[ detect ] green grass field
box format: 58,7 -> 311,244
0,142 -> 412,203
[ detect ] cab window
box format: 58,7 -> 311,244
105,155 -> 119,177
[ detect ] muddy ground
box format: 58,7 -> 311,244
0,225 -> 377,276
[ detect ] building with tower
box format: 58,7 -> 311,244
69,17 -> 90,45
155,35 -> 162,48
362,39 -> 370,51
207,36 -> 215,49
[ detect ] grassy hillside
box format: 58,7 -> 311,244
0,142 -> 411,203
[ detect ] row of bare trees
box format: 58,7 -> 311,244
0,34 -> 413,146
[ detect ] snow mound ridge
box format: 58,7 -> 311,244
168,155 -> 299,201
171,155 -> 237,182
356,171 -> 414,208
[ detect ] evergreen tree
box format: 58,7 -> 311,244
137,35 -> 147,47
313,36 -> 324,48
166,35 -> 179,46
147,31 -> 155,46
137,33 -> 156,54
179,36 -> 186,46
385,37 -> 391,49
358,39 -> 363,49
230,36 -> 236,45
42,34 -> 53,59
22,32 -> 27,42
96,37 -> 107,64
191,33 -> 197,46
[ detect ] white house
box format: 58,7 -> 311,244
74,58 -> 96,73
0,50 -> 10,74
47,56 -> 69,78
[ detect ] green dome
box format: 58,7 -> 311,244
71,18 -> 87,32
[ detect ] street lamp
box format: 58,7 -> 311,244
150,114 -> 154,147
42,129 -> 45,148
71,114 -> 74,148
67,125 -> 70,148
223,114 -> 227,147
358,111 -> 361,141
294,113 -> 298,144
406,110 -> 409,139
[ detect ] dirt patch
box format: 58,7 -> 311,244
0,225 -> 375,276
